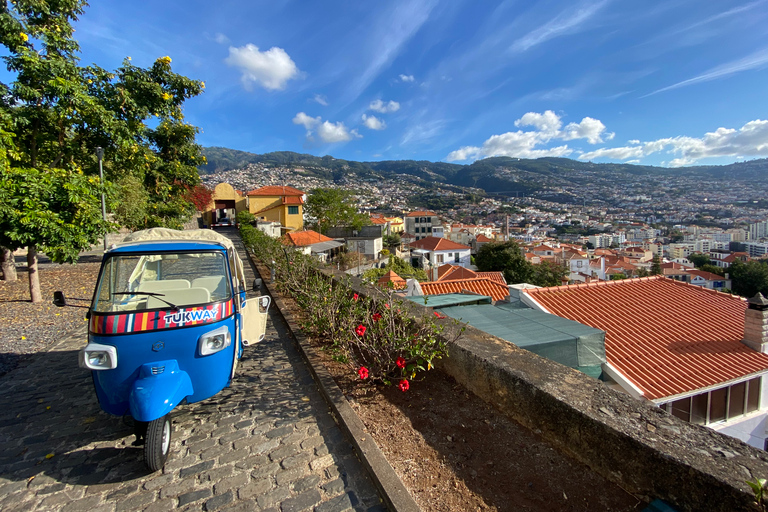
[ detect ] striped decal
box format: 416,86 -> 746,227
90,299 -> 234,335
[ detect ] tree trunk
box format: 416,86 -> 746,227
27,246 -> 42,303
0,246 -> 17,281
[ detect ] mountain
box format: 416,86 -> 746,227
200,147 -> 768,197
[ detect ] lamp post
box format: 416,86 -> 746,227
96,147 -> 107,251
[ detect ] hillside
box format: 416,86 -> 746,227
200,147 -> 768,198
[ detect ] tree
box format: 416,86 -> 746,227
530,260 -> 569,287
729,260 -> 768,298
0,1 -> 205,300
651,254 -> 662,276
475,241 -> 533,284
688,252 -> 711,268
185,184 -> 214,213
383,233 -> 401,249
304,188 -> 370,235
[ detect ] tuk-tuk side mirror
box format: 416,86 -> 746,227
53,291 -> 67,307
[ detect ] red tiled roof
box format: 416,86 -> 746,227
523,276 -> 768,400
370,217 -> 388,225
409,237 -> 470,251
378,270 -> 406,289
406,210 -> 437,217
247,185 -> 306,196
282,230 -> 333,247
477,271 -> 507,285
421,278 -> 509,301
687,269 -> 725,281
475,234 -> 493,243
281,196 -> 303,205
436,264 -> 478,281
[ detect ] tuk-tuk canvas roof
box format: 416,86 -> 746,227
119,228 -> 245,285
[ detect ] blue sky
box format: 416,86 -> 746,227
71,0 -> 768,167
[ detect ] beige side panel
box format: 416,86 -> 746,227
241,296 -> 271,346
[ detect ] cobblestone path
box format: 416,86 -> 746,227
0,244 -> 384,511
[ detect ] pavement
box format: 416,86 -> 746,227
0,229 -> 386,512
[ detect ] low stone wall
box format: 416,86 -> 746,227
322,268 -> 768,512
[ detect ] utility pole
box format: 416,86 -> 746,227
96,147 -> 107,251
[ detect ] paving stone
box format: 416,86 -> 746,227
142,473 -> 174,491
275,466 -> 309,486
213,473 -> 250,495
280,452 -> 311,470
291,474 -> 321,494
179,459 -> 215,478
177,488 -> 212,507
280,489 -> 322,512
309,454 -> 335,471
142,498 -> 176,512
234,454 -> 268,470
200,464 -> 234,483
314,492 -> 354,512
159,478 -> 198,499
203,490 -> 233,511
268,444 -> 300,462
322,478 -> 346,497
255,486 -> 292,510
251,438 -> 280,455
61,495 -> 104,512
237,477 -> 273,500
264,425 -> 293,439
218,448 -> 250,465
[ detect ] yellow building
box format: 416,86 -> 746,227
205,183 -> 247,227
247,185 -> 306,232
385,216 -> 404,233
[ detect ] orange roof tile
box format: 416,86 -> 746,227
409,237 -> 470,252
370,217 -> 388,225
247,185 -> 305,196
281,196 -> 303,205
523,276 -> 768,400
406,210 -> 437,217
687,269 -> 726,281
421,278 -> 510,301
436,264 -> 478,281
476,234 -> 493,243
476,271 -> 507,285
377,270 -> 406,289
282,230 -> 333,247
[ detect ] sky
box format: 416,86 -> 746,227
67,0 -> 768,167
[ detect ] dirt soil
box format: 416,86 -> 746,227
310,336 -> 646,512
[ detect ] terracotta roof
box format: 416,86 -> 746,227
687,269 -> 726,281
523,276 -> 768,401
477,271 -> 507,285
370,217 -> 388,225
247,185 -> 305,196
421,278 -> 510,301
409,237 -> 470,252
475,234 -> 493,243
281,196 -> 303,205
282,230 -> 333,247
406,210 -> 437,217
377,270 -> 406,289
436,264 -> 478,281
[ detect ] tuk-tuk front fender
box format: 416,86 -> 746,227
128,360 -> 193,422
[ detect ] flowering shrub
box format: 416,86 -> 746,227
240,224 -> 464,390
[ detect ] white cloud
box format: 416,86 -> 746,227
293,112 -> 360,143
362,114 -> 386,130
447,110 -> 610,162
562,117 -> 611,144
214,33 -> 230,45
292,112 -> 320,130
317,121 -> 361,143
645,47 -> 768,97
225,44 -> 299,91
578,119 -> 768,165
369,99 -> 400,113
510,0 -> 609,53
399,74 -> 415,82
628,139 -> 640,144
312,94 -> 328,106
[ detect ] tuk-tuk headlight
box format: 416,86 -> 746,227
198,326 -> 231,356
79,343 -> 118,370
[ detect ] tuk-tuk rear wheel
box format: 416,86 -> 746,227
144,414 -> 171,472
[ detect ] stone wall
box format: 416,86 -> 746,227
323,268 -> 768,512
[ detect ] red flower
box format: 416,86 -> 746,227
396,357 -> 406,369
358,367 -> 369,380
398,379 -> 409,392
384,303 -> 390,309
355,324 -> 366,336
372,313 -> 382,322
353,293 -> 359,301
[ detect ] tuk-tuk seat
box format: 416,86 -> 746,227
191,276 -> 226,300
138,279 -> 191,293
146,287 -> 210,308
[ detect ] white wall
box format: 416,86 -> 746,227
710,412 -> 767,450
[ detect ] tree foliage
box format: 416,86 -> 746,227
651,254 -> 662,275
688,252 -> 711,268
729,260 -> 768,298
304,188 -> 370,235
531,260 -> 569,287
475,241 -> 532,284
0,0 -> 205,298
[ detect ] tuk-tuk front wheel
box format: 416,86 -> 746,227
144,414 -> 171,472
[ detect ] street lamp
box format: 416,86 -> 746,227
96,147 -> 107,251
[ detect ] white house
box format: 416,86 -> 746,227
408,236 -> 471,269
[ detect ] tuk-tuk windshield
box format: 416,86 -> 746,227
93,251 -> 232,313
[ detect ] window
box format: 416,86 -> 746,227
427,227 -> 432,233
288,206 -> 299,215
454,253 -> 460,263
436,254 -> 444,263
662,377 -> 762,425
415,218 -> 421,224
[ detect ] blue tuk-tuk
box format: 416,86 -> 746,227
58,228 -> 270,471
